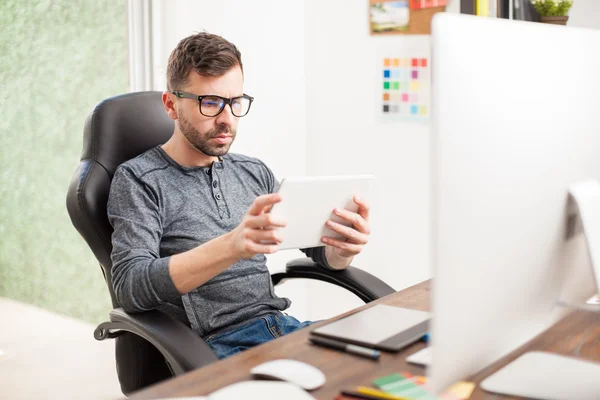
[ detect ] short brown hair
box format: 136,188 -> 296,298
166,32 -> 243,91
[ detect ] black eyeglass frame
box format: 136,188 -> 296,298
170,90 -> 254,117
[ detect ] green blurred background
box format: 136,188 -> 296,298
0,0 -> 129,323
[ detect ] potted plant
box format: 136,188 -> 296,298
530,0 -> 574,25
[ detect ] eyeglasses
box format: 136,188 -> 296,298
170,90 -> 254,117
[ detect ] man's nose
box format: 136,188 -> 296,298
215,104 -> 236,128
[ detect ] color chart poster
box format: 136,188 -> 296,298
379,53 -> 431,122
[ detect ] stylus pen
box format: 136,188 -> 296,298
309,336 -> 380,360
339,389 -> 409,400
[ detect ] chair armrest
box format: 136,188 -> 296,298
271,257 -> 395,303
94,308 -> 218,375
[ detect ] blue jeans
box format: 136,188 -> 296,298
205,314 -> 313,359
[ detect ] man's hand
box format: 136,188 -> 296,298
230,193 -> 287,259
322,196 -> 371,267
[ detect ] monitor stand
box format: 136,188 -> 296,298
587,294 -> 600,305
558,179 -> 600,312
480,180 -> 600,400
480,352 -> 600,400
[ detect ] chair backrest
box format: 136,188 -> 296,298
66,91 -> 173,307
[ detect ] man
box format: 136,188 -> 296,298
107,32 -> 371,360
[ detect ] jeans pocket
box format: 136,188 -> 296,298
262,315 -> 284,338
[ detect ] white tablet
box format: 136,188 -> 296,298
269,175 -> 375,250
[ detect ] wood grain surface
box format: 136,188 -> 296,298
128,280 -> 600,400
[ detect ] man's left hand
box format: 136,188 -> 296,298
321,196 -> 371,265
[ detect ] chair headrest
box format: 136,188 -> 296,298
82,91 -> 174,177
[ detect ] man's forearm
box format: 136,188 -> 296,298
325,245 -> 353,270
169,231 -> 240,294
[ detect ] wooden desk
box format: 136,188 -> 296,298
129,281 -> 600,400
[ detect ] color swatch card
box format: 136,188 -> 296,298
380,55 -> 431,122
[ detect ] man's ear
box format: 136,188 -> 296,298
162,91 -> 179,120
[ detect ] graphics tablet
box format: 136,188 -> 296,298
310,304 -> 430,352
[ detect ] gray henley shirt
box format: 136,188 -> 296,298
107,146 -> 326,338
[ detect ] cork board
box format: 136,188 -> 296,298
369,0 -> 446,35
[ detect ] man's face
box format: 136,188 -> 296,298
174,66 -> 244,157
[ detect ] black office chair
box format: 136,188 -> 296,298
66,91 -> 395,396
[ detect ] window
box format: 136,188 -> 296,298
0,0 -> 129,322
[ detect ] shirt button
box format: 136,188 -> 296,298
215,193 -> 222,200
213,181 -> 218,188
205,169 -> 211,175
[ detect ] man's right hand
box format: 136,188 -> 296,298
230,193 -> 287,259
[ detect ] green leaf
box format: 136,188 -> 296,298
531,0 -> 573,17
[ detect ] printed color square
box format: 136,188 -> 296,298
380,55 -> 430,120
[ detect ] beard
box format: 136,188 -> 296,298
177,111 -> 237,157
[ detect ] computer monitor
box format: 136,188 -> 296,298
428,13 -> 600,394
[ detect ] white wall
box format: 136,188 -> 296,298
569,0 -> 600,29
446,0 -> 460,14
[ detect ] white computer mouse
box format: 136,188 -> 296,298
250,359 -> 326,391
